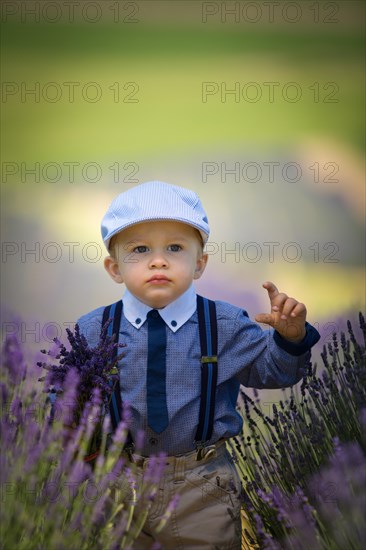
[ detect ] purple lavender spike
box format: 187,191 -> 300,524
2,335 -> 27,385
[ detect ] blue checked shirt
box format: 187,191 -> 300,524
77,285 -> 320,456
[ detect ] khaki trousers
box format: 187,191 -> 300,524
130,440 -> 242,550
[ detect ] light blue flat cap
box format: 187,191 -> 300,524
101,181 -> 210,249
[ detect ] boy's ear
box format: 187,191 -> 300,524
104,256 -> 124,284
193,253 -> 208,280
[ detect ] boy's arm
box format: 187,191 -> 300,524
229,282 -> 320,388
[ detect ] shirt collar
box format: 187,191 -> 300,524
122,285 -> 197,332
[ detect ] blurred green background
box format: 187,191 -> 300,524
1,0 -> 365,347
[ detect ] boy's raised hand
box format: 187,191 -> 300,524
255,281 -> 307,342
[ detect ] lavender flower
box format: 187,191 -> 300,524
2,334 -> 27,386
156,493 -> 180,533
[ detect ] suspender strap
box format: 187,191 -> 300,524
102,301 -> 123,430
102,295 -> 218,451
195,295 -> 218,445
102,301 -> 134,450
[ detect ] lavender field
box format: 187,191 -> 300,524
233,313 -> 366,549
1,314 -> 365,549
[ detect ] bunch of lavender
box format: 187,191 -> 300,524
233,313 -> 366,547
37,322 -> 125,431
1,335 -> 179,549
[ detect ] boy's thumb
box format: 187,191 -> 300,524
255,313 -> 274,325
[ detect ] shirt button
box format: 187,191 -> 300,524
171,320 -> 177,327
135,318 -> 141,324
149,437 -> 158,445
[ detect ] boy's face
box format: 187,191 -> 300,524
104,220 -> 208,309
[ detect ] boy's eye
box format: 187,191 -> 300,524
168,244 -> 182,252
133,245 -> 149,253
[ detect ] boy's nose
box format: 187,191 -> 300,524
149,252 -> 168,269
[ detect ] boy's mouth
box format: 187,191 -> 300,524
147,275 -> 170,284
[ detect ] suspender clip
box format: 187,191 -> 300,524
195,441 -> 206,461
124,442 -> 135,461
201,355 -> 218,364
195,440 -> 217,461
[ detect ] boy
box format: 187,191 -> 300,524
78,180 -> 320,549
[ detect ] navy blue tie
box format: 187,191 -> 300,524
146,309 -> 169,433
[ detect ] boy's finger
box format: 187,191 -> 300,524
280,298 -> 298,318
271,293 -> 289,312
262,281 -> 279,300
290,302 -> 307,317
255,313 -> 274,326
